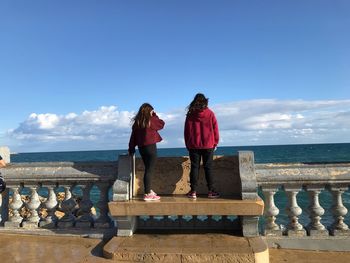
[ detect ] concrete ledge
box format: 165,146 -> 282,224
0,227 -> 116,239
103,233 -> 269,262
267,236 -> 350,252
108,195 -> 264,216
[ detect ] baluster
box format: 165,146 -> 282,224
76,183 -> 93,228
94,182 -> 112,228
57,185 -> 77,228
39,184 -> 58,228
330,186 -> 350,236
262,187 -> 281,236
22,184 -> 41,228
5,187 -> 23,228
285,186 -> 306,236
306,186 -> 328,236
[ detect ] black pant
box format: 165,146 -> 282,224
139,143 -> 157,194
189,148 -> 215,192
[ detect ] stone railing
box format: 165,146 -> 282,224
2,148 -> 350,250
256,162 -> 350,238
0,161 -> 117,237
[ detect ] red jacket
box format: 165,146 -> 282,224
184,107 -> 219,150
128,114 -> 165,153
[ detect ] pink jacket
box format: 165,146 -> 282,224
128,114 -> 165,153
184,107 -> 219,149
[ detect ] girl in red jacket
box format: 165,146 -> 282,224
0,155 -> 6,193
184,93 -> 220,199
128,103 -> 165,201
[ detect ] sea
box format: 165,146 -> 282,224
9,143 -> 350,230
10,143 -> 350,163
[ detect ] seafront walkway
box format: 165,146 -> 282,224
1,233 -> 350,263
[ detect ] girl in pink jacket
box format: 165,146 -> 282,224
184,93 -> 220,199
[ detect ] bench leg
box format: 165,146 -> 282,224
115,216 -> 137,236
240,216 -> 260,237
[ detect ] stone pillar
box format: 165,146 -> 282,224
113,154 -> 132,201
76,183 -> 94,228
238,151 -> 261,237
284,186 -> 306,237
112,154 -> 137,236
115,216 -> 138,236
306,186 -> 328,236
5,187 -> 23,227
330,186 -> 350,236
94,181 -> 112,228
57,185 -> 77,228
262,186 -> 282,236
22,184 -> 41,228
39,184 -> 58,228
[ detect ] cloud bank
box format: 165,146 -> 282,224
7,100 -> 350,152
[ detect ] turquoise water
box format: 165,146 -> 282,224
11,143 -> 350,163
10,143 -> 350,230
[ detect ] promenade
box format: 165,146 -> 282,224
1,233 -> 350,263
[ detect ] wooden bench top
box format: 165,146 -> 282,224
108,195 -> 264,216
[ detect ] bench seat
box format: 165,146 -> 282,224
108,195 -> 264,216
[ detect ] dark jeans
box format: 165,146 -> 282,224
139,143 -> 157,194
188,148 -> 215,192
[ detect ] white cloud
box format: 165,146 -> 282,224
7,99 -> 350,152
8,106 -> 134,151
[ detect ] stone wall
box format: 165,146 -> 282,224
133,155 -> 241,196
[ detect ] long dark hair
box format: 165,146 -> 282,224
132,103 -> 154,129
187,93 -> 208,115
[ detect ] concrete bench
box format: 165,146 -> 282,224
108,151 -> 264,237
109,196 -> 263,216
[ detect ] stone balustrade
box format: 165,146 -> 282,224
256,162 -> 350,237
0,161 -> 117,236
1,150 -> 350,248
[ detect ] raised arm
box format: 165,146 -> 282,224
150,114 -> 165,130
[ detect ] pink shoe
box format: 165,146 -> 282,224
186,191 -> 197,199
144,190 -> 161,201
208,191 -> 220,199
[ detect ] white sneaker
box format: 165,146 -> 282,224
143,190 -> 161,201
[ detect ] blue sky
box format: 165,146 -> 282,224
1,1 -> 350,152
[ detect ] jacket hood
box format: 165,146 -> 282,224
188,108 -> 211,120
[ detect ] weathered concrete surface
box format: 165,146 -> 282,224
113,154 -> 132,201
0,161 -> 118,185
238,151 -> 258,200
133,156 -> 241,196
109,195 -> 264,216
1,233 -> 350,262
0,233 -> 110,263
256,162 -> 350,186
269,248 -> 350,263
103,233 -> 269,262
